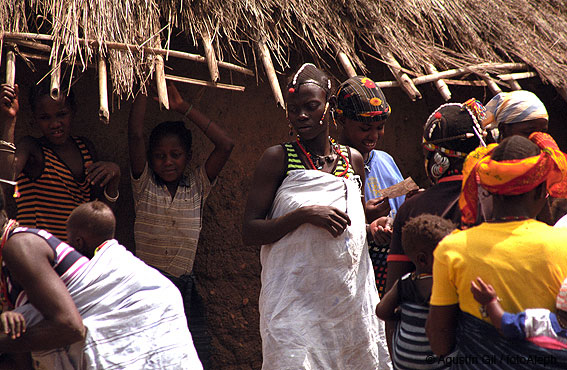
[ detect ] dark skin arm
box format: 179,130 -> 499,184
384,260 -> 414,354
129,83 -> 234,182
426,304 -> 459,356
242,145 -> 354,246
0,233 -> 85,352
375,279 -> 400,321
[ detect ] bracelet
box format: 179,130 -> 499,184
104,188 -> 119,203
479,296 -> 501,318
183,104 -> 194,119
0,140 -> 16,150
205,119 -> 213,134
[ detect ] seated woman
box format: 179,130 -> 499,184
242,63 -> 389,369
427,133 -> 567,369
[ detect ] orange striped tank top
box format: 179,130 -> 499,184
15,137 -> 95,240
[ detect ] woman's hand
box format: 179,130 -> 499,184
166,83 -> 189,114
303,205 -> 351,237
365,196 -> 391,222
0,84 -> 19,122
1,311 -> 26,340
369,216 -> 393,245
85,161 -> 121,188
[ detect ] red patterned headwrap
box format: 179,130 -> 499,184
459,132 -> 567,224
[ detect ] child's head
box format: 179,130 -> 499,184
29,78 -> 77,146
286,63 -> 333,140
402,214 -> 456,273
67,201 -> 116,258
336,76 -> 391,156
148,121 -> 192,184
422,100 -> 487,182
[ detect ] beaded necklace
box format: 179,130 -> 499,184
486,216 -> 530,223
296,137 -> 350,177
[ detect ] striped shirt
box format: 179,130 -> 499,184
5,227 -> 89,308
131,163 -> 212,277
16,137 -> 94,240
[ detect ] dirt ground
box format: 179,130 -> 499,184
7,52 -> 567,369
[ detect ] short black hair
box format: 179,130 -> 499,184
28,78 -> 77,113
402,214 -> 456,258
491,135 -> 540,161
148,120 -> 193,162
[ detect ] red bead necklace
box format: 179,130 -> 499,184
295,137 -> 350,177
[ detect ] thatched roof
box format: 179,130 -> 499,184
2,0 -> 567,103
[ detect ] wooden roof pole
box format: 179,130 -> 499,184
6,50 -> 16,87
50,63 -> 61,100
425,63 -> 451,101
478,73 -> 502,95
382,51 -> 421,101
202,31 -> 219,83
98,56 -> 110,124
258,39 -> 285,109
165,74 -> 245,92
337,52 -> 356,77
154,55 -> 169,110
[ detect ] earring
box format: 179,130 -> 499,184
331,109 -> 337,128
319,102 -> 329,125
431,152 -> 450,178
289,123 -> 294,136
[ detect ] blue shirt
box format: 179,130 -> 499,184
364,150 -> 405,218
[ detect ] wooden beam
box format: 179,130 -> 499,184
337,52 -> 356,77
425,63 -> 451,101
165,74 -> 245,92
382,51 -> 421,101
98,56 -> 110,124
5,50 -> 15,87
154,55 -> 169,110
258,39 -> 285,108
2,32 -> 254,77
50,63 -> 61,100
478,73 -> 502,95
202,31 -> 219,83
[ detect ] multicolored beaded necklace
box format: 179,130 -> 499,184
295,137 -> 350,177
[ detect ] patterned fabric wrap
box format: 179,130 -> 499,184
556,278 -> 567,312
336,76 -> 390,122
459,132 -> 567,224
482,90 -> 548,129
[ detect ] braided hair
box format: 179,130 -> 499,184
423,100 -> 486,181
287,63 -> 332,98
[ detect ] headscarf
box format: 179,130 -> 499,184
336,76 -> 390,123
482,91 -> 548,130
459,132 -> 567,224
556,277 -> 567,312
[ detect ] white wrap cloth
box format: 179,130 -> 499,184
259,170 -> 387,370
15,239 -> 202,370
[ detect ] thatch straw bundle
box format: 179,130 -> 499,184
2,0 -> 567,99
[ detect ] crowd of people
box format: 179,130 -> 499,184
1,60 -> 567,370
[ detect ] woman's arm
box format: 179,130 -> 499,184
375,279 -> 400,321
426,304 -> 459,356
167,83 -> 234,183
242,145 -> 351,245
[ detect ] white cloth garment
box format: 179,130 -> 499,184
16,240 -> 202,370
259,170 -> 387,370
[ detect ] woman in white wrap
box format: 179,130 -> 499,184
243,63 -> 389,370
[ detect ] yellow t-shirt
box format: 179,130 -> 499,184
431,219 -> 567,321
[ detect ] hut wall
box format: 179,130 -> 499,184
7,49 -> 567,370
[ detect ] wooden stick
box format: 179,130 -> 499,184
202,32 -> 219,83
478,73 -> 502,95
98,56 -> 110,124
154,55 -> 169,110
497,71 -> 537,81
5,50 -> 16,87
382,51 -> 421,101
337,52 -> 356,77
165,74 -> 245,91
443,79 -> 487,87
2,32 -> 254,77
258,39 -> 285,108
425,63 -> 451,101
50,63 -> 61,100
